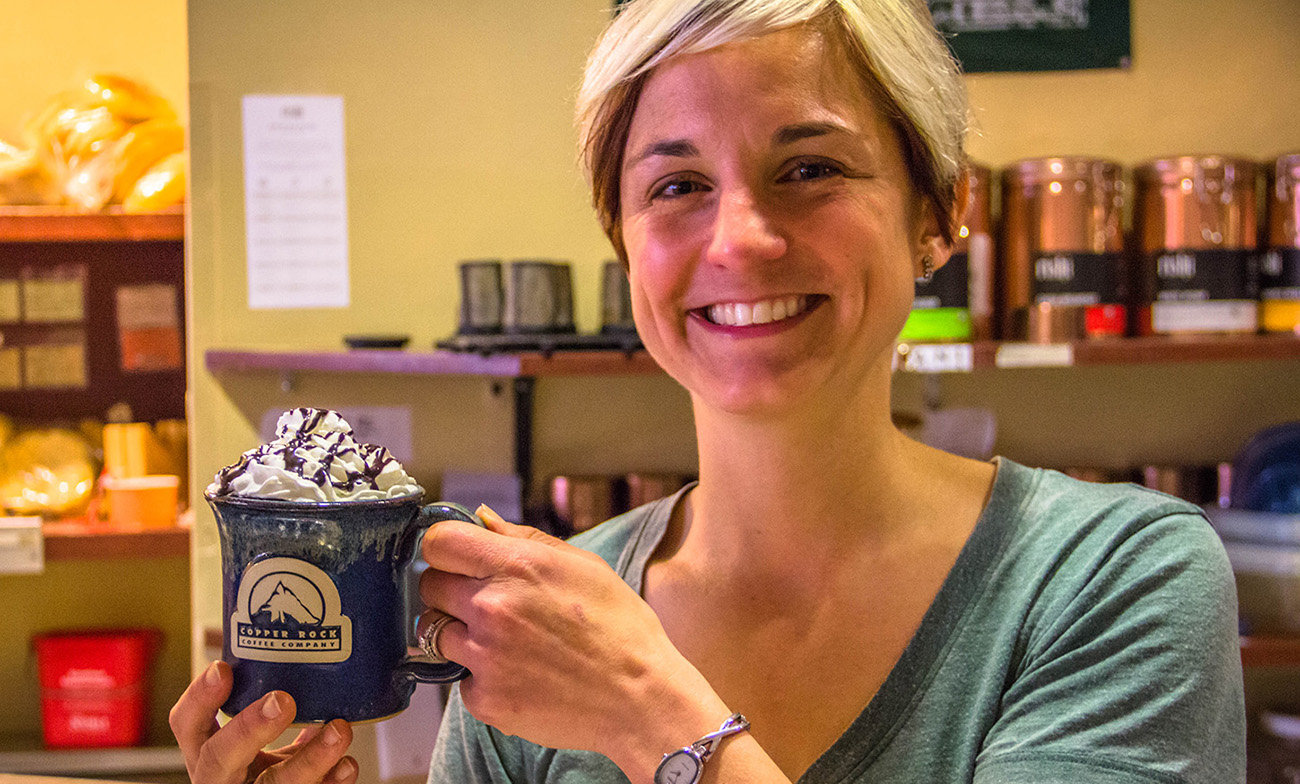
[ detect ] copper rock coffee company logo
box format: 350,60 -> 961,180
230,557 -> 352,663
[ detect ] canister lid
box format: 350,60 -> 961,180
1134,154 -> 1257,184
1004,156 -> 1123,184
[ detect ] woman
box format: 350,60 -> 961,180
171,1 -> 1246,782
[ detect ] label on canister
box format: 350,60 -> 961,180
1030,252 -> 1124,307
1148,249 -> 1260,302
1152,300 -> 1258,333
1261,248 -> 1300,301
913,251 -> 969,310
902,251 -> 971,341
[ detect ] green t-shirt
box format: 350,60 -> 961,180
429,458 -> 1246,783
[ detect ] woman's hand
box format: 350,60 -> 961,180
169,660 -> 357,784
418,506 -> 726,772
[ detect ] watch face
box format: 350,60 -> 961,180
655,749 -> 703,784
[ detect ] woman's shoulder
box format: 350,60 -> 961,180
997,457 -> 1213,537
989,458 -> 1230,587
564,485 -> 690,580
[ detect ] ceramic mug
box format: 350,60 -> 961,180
208,493 -> 482,723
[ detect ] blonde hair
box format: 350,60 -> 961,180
576,0 -> 970,262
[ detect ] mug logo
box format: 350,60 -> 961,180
230,557 -> 352,663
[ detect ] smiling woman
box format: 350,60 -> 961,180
168,2 -> 1247,783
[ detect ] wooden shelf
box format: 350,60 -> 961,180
207,334 -> 1300,380
1241,635 -> 1300,668
0,206 -> 184,242
895,333 -> 1300,372
205,347 -> 664,378
42,520 -> 189,561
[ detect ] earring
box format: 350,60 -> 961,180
917,254 -> 934,282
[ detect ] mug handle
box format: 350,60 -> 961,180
395,502 -> 485,686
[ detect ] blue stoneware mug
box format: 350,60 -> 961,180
208,493 -> 483,723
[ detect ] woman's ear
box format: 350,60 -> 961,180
915,167 -> 971,278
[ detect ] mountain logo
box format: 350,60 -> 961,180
229,557 -> 352,664
249,576 -> 324,627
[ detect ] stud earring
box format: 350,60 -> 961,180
917,254 -> 934,282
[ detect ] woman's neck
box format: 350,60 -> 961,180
679,371 -> 922,577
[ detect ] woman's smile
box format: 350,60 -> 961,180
689,294 -> 828,339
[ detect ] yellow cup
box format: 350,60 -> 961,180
103,474 -> 179,529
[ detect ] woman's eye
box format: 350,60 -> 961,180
782,160 -> 844,182
652,178 -> 708,200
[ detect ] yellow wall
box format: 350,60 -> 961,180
0,0 -> 188,143
185,2 -> 1300,774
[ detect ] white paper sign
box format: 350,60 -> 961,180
242,95 -> 350,309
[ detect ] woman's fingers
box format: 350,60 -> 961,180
169,660 -> 231,775
260,719 -> 357,784
191,691 -> 297,784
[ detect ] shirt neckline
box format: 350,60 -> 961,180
612,457 -> 1041,783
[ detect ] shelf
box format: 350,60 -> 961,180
896,334 -> 1300,372
0,206 -> 184,242
1240,635 -> 1300,668
207,334 -> 1300,380
0,734 -> 184,776
42,520 -> 189,561
205,347 -> 664,378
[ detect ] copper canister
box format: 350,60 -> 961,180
900,161 -> 994,342
1134,155 -> 1259,335
1001,157 -> 1127,342
1263,153 -> 1300,333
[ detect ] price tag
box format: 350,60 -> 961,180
995,343 -> 1075,369
0,517 -> 44,575
898,343 -> 973,373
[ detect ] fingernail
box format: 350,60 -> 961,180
261,693 -> 282,720
331,758 -> 357,783
204,661 -> 221,687
323,721 -> 341,746
476,504 -> 504,524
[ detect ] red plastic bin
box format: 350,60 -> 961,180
33,628 -> 160,749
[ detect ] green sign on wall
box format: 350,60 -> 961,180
927,0 -> 1131,73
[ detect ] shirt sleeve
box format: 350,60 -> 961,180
974,511 -> 1246,784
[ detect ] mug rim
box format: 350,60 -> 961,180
205,490 -> 424,510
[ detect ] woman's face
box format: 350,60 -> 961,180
618,25 -> 938,418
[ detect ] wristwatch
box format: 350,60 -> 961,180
654,713 -> 750,784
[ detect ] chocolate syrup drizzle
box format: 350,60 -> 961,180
210,407 -> 405,498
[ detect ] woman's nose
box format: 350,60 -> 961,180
705,190 -> 787,267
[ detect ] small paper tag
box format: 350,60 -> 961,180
900,343 -> 974,373
0,517 -> 44,575
995,343 -> 1075,369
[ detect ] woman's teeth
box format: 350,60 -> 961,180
707,296 -> 807,326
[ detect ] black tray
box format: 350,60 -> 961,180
436,331 -> 643,356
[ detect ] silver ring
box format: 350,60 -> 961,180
418,613 -> 457,664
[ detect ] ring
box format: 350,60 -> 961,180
418,613 -> 457,664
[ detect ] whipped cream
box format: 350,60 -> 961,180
206,408 -> 423,502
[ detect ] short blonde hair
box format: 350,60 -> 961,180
576,0 -> 970,263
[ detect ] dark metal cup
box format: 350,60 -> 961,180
600,260 -> 636,334
504,260 -> 574,334
458,260 -> 503,334
208,493 -> 483,723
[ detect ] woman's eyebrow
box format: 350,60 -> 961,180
773,121 -> 853,146
627,138 -> 700,168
